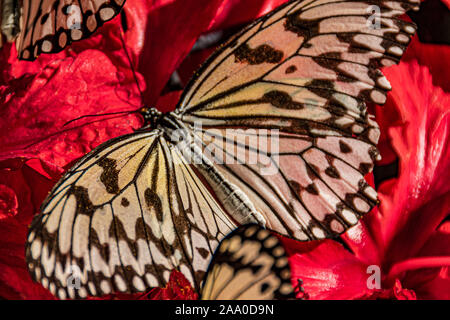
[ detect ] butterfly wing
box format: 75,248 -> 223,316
178,0 -> 418,119
17,0 -> 125,60
26,130 -> 236,299
201,224 -> 294,300
175,0 -> 418,240
185,127 -> 378,241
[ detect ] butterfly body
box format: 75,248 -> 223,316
0,0 -> 21,45
26,0 -> 419,299
142,108 -> 268,227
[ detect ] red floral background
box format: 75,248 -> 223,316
0,0 -> 448,300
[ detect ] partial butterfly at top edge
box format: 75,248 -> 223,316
25,0 -> 419,299
0,0 -> 125,60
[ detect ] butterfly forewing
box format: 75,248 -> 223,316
26,131 -> 236,299
175,0 -> 417,240
17,0 -> 125,60
201,224 -> 294,300
178,0 -> 418,144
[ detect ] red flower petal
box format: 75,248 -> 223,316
373,61 -> 450,263
401,222 -> 450,299
142,270 -> 198,300
0,185 -> 18,219
209,0 -> 287,31
340,219 -> 382,266
392,279 -> 417,300
138,0 -> 225,107
283,239 -> 371,300
441,0 -> 450,10
409,266 -> 450,300
403,36 -> 450,92
368,279 -> 417,300
0,50 -> 142,168
156,91 -> 183,114
0,159 -> 60,299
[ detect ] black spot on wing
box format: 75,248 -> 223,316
144,188 -> 163,221
121,197 -> 130,207
339,140 -> 353,153
196,247 -> 210,259
262,90 -> 304,110
261,282 -> 270,293
359,162 -> 373,175
284,12 -> 314,38
98,158 -> 120,194
40,13 -> 49,25
234,43 -> 284,65
305,183 -> 319,195
71,186 -> 95,216
285,65 -> 297,74
325,166 -> 340,179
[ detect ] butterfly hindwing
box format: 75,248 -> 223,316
201,224 -> 294,300
26,131 -> 236,299
17,0 -> 125,60
189,128 -> 378,240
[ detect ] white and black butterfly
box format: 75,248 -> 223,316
0,0 -> 125,60
200,224 -> 295,300
26,0 -> 418,299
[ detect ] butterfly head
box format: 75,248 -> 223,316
140,107 -> 163,128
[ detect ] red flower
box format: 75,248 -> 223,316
141,271 -> 198,300
1,0 -> 449,300
403,37 -> 450,92
0,159 -> 59,299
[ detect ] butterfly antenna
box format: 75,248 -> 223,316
64,13 -> 150,129
119,11 -> 145,105
63,110 -> 138,127
25,114 -> 136,150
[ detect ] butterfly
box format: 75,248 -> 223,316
190,224 -> 295,300
26,0 -> 419,299
0,0 -> 125,60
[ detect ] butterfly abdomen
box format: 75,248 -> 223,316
1,0 -> 21,43
165,116 -> 267,226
